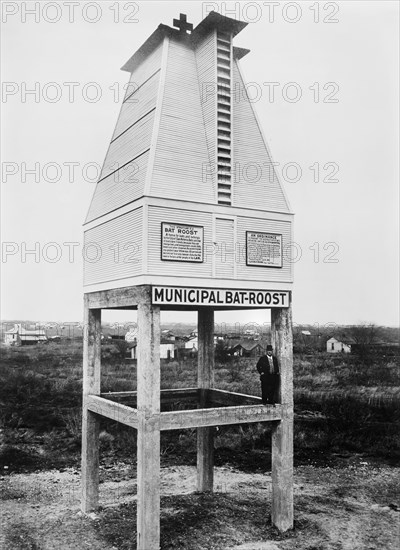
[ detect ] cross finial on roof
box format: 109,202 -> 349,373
173,13 -> 193,34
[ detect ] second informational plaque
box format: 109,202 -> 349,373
246,231 -> 283,268
161,223 -> 204,263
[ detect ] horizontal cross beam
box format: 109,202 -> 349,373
100,388 -> 198,400
85,394 -> 282,431
86,395 -> 138,428
160,403 -> 282,430
85,285 -> 151,309
99,388 -> 259,406
207,388 -> 261,406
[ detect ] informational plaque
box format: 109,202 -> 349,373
161,223 -> 204,263
246,231 -> 282,268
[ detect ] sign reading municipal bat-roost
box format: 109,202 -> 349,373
152,286 -> 289,307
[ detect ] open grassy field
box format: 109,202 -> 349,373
0,341 -> 399,549
1,341 -> 399,472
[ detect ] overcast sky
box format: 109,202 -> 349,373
1,1 -> 399,328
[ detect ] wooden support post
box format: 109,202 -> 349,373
137,295 -> 161,550
197,308 -> 214,492
81,299 -> 101,513
270,294 -> 294,531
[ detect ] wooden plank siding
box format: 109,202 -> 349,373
82,27 -> 294,292
232,61 -> 290,212
111,71 -> 160,141
122,43 -> 163,101
215,217 -> 235,278
146,205 -> 213,278
85,152 -> 149,223
85,44 -> 163,224
84,207 -> 143,285
150,38 -> 214,203
84,204 -> 292,289
99,112 -> 154,182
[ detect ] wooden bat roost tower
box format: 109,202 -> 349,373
81,11 -> 294,549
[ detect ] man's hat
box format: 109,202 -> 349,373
266,344 -> 273,351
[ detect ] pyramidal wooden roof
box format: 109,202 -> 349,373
121,12 -> 248,73
85,11 -> 291,224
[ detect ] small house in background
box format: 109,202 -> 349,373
161,329 -> 176,341
184,334 -> 198,351
125,328 -> 137,344
4,323 -> 47,346
230,340 -> 265,357
160,340 -> 177,360
127,327 -> 181,360
326,337 -> 351,354
129,341 -> 177,360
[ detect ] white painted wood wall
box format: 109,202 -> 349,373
83,24 -> 294,292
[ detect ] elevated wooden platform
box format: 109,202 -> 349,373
81,284 -> 293,550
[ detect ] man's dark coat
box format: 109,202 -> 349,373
256,354 -> 280,404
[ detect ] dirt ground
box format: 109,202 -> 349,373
0,460 -> 399,550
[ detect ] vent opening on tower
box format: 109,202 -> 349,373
217,30 -> 232,205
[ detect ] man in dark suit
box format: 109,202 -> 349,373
256,344 -> 280,404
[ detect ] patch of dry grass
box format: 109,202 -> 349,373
1,343 -> 399,472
